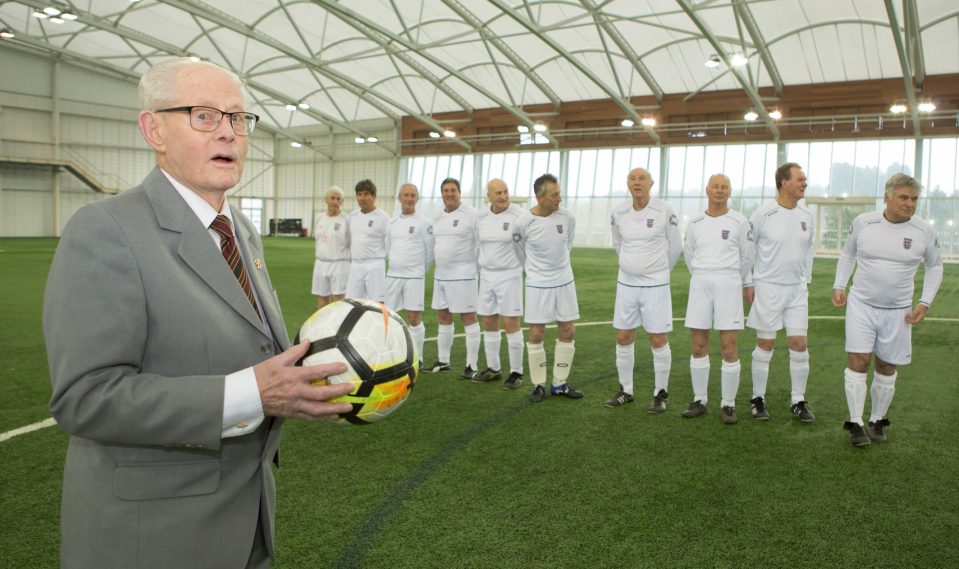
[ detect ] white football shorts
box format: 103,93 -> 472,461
613,283 -> 673,333
431,278 -> 479,313
345,258 -> 386,302
684,272 -> 744,330
312,259 -> 350,297
384,276 -> 425,312
525,281 -> 580,324
478,269 -> 523,317
844,293 -> 912,365
746,281 -> 808,335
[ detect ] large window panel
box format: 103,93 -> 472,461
721,145 -> 745,193
805,142 -> 833,197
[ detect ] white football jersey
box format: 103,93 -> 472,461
512,207 -> 575,287
833,211 -> 943,308
610,197 -> 681,286
432,203 -> 479,280
749,201 -> 814,286
313,212 -> 350,261
683,209 -> 753,283
477,204 -> 524,273
387,213 -> 434,278
348,208 -> 391,261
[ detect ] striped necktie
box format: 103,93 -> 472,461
210,214 -> 261,319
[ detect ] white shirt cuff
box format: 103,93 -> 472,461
222,367 -> 265,438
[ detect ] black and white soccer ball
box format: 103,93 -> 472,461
295,298 -> 418,424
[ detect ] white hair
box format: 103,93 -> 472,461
138,57 -> 249,111
325,186 -> 344,198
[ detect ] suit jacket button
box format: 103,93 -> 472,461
261,343 -> 273,354
237,422 -> 249,429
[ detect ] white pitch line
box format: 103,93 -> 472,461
0,417 -> 57,443
4,314 -> 957,444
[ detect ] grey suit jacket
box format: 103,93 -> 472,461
44,167 -> 290,569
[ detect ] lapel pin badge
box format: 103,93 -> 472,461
254,258 -> 263,269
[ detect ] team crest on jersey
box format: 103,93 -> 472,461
409,226 -> 415,234
556,225 -> 564,234
721,229 -> 730,240
453,219 -> 460,227
800,221 -> 807,232
646,218 -> 654,228
503,222 -> 510,231
669,214 -> 678,226
367,220 -> 374,227
334,223 -> 341,230
903,238 -> 912,249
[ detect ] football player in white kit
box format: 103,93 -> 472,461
682,173 -> 754,424
385,183 -> 434,367
513,174 -> 584,403
743,163 -> 816,422
474,178 -> 526,389
832,173 -> 943,447
605,167 -> 681,413
427,177 -> 483,379
346,179 -> 391,302
311,186 -> 351,310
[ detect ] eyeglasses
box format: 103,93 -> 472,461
155,106 -> 260,136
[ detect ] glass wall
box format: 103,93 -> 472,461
400,137 -> 959,258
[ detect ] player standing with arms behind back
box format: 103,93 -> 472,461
832,173 -> 942,447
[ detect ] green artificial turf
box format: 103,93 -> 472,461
2,237 -> 957,568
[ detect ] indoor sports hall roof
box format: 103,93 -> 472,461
1,0 -> 956,150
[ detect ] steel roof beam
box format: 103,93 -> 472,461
732,0 -> 783,97
487,0 -> 661,144
677,0 -> 779,140
903,0 -> 926,88
883,0 -> 921,136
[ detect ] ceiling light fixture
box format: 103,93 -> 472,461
620,118 -> 635,127
43,7 -> 62,16
32,11 -> 49,19
49,17 -> 65,24
354,136 -> 366,144
768,110 -> 782,120
298,102 -> 310,110
705,54 -> 721,68
290,141 -> 302,148
285,104 -> 297,112
366,136 -> 378,143
517,125 -> 530,133
744,110 -> 759,121
730,53 -> 748,67
889,103 -> 907,114
0,29 -> 15,39
532,123 -> 547,133
918,102 -> 936,112
61,13 -> 78,20
640,117 -> 656,127
443,129 -> 456,138
428,131 -> 441,139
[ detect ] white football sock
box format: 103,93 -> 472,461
616,343 -> 635,395
844,368 -> 867,425
721,359 -> 741,408
464,322 -> 481,368
789,349 -> 810,404
869,371 -> 897,423
506,331 -> 524,375
483,330 -> 502,371
652,343 -> 671,396
527,342 -> 547,387
690,355 -> 710,404
410,323 -> 426,364
552,340 -> 575,386
751,347 -> 773,400
437,324 -> 454,364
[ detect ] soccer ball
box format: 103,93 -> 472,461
295,298 -> 418,424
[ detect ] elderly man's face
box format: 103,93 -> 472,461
399,184 -> 419,214
356,190 -> 376,213
884,186 -> 919,223
154,66 -> 248,198
706,175 -> 731,208
325,192 -> 342,216
441,182 -> 462,211
627,168 -> 653,201
537,182 -> 562,214
487,179 -> 510,212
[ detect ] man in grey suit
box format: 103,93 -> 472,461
43,58 -> 353,569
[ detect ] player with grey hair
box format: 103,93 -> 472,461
513,173 -> 584,403
312,185 -> 351,309
833,173 -> 943,447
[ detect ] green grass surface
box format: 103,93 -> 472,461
2,237 -> 958,568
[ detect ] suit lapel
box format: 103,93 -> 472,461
231,206 -> 290,349
144,168 -> 267,334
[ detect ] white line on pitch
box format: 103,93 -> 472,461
5,314 -> 957,444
